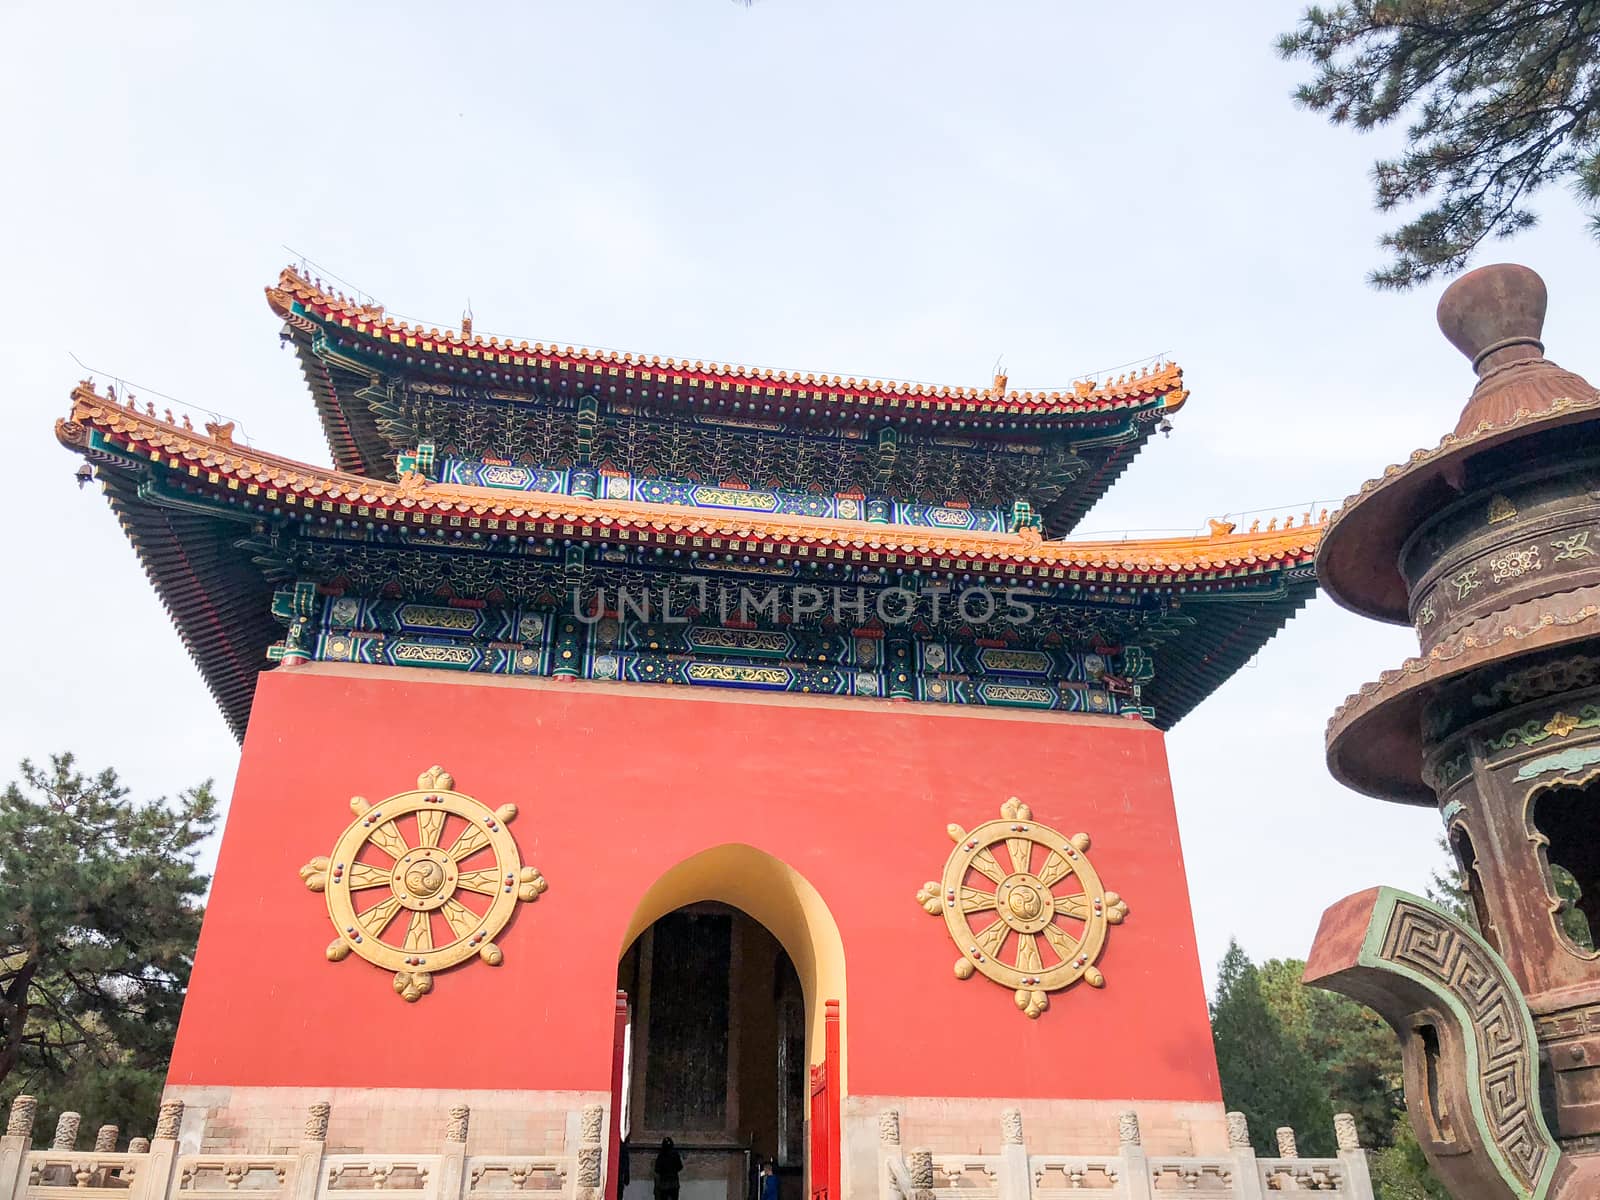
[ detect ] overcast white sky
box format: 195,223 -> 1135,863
4,1 -> 1596,986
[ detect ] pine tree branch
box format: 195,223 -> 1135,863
1283,0 -> 1600,284
0,956 -> 39,1085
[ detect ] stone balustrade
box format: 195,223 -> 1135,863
0,1093 -> 1375,1200
877,1107 -> 1375,1200
0,1096 -> 593,1200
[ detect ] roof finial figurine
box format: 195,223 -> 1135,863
461,304 -> 473,338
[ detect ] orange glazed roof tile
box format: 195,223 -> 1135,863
59,383 -> 1319,578
266,267 -> 1190,420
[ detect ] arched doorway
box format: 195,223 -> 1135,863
613,846 -> 847,1200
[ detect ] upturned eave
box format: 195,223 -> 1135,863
61,382 -> 1319,579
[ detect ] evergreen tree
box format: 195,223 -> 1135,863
1210,940 -> 1335,1155
1214,943 -> 1451,1196
1279,1 -> 1600,288
1426,832 -> 1473,923
0,755 -> 215,1138
1258,958 -> 1400,1150
1368,1118 -> 1453,1200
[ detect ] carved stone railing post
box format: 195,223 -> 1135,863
1226,1112 -> 1265,1200
1333,1115 -> 1357,1152
292,1102 -> 331,1200
1116,1111 -> 1153,1200
4,1096 -> 36,1141
135,1100 -> 183,1200
1268,1127 -> 1300,1194
89,1126 -> 121,1189
877,1110 -> 902,1200
0,1095 -> 37,1200
437,1103 -> 470,1200
577,1104 -> 604,1200
907,1148 -> 934,1200
52,1112 -> 81,1151
998,1109 -> 1030,1200
1333,1114 -> 1375,1200
128,1138 -> 150,1155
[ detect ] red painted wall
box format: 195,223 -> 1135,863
170,668 -> 1220,1102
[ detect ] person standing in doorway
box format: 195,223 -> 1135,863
759,1160 -> 779,1200
653,1138 -> 683,1200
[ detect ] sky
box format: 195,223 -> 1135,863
3,0 -> 1597,988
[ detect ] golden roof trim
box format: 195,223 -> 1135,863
63,383 -> 1320,574
269,267 -> 1185,415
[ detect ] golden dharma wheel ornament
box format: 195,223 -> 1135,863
299,766 -> 547,1002
916,797 -> 1127,1019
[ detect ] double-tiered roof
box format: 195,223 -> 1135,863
59,271 -> 1319,739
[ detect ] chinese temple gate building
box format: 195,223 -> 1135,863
53,268 -> 1328,1200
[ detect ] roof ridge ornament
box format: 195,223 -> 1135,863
271,264 -> 1184,415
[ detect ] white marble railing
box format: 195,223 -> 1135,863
1030,1155 -> 1122,1195
1257,1157 -> 1349,1192
0,1097 -> 1374,1200
1146,1155 -> 1236,1192
0,1099 -> 597,1200
927,1155 -> 1001,1199
463,1157 -> 571,1194
878,1110 -> 1374,1200
20,1152 -> 149,1197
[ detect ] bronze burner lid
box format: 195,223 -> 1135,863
1317,264 -> 1600,626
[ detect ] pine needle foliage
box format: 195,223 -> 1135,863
1210,830 -> 1470,1194
0,755 -> 215,1139
1211,940 -> 1335,1155
1280,1 -> 1600,288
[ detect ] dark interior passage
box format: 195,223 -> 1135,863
618,904 -> 805,1200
